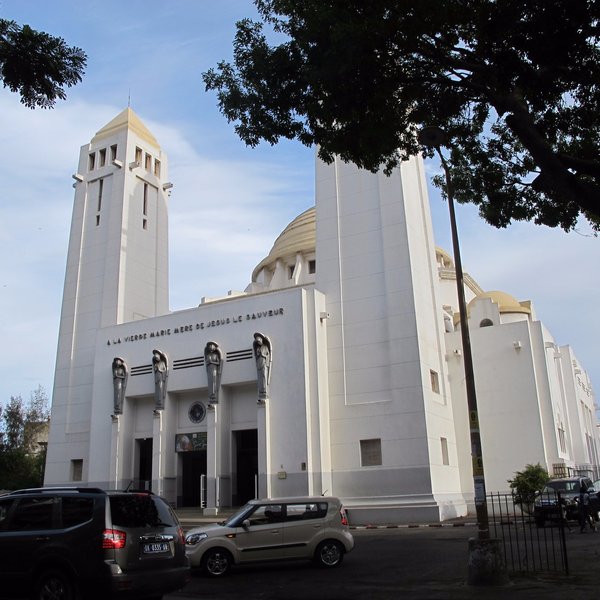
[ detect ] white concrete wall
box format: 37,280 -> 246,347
315,155 -> 465,521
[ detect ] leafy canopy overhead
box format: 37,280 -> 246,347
0,18 -> 86,109
203,0 -> 600,231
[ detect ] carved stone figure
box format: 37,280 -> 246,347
112,357 -> 128,415
253,332 -> 272,402
204,341 -> 223,404
152,349 -> 168,410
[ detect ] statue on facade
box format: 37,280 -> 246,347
152,349 -> 168,410
253,332 -> 272,402
112,357 -> 128,415
204,341 -> 223,404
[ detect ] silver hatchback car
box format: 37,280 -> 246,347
185,496 -> 354,576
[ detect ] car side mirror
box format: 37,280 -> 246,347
242,519 -> 250,529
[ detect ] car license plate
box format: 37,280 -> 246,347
143,542 -> 169,554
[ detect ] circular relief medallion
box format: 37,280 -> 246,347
188,402 -> 206,424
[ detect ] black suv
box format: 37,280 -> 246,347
533,477 -> 600,527
0,487 -> 190,600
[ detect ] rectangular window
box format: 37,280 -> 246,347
96,215 -> 100,227
143,183 -> 148,215
0,499 -> 13,527
110,144 -> 118,162
71,459 -> 83,481
441,437 -> 449,465
308,259 -> 316,274
360,438 -> 382,467
288,265 -> 295,279
143,218 -> 148,230
285,502 -> 327,522
145,153 -> 152,170
430,370 -> 440,394
135,147 -> 143,164
88,152 -> 95,171
62,497 -> 94,527
558,425 -> 566,453
154,159 -> 161,177
9,497 -> 55,531
97,179 -> 103,212
99,148 -> 106,167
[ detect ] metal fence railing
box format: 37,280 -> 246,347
487,492 -> 569,576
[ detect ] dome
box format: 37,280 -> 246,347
252,207 -> 316,280
469,290 -> 531,315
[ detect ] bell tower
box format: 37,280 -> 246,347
45,108 -> 170,483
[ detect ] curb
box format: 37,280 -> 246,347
351,521 -> 478,530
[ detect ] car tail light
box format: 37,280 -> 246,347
340,506 -> 349,526
103,528 -> 127,549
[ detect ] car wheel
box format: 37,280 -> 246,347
33,569 -> 77,600
314,540 -> 344,568
201,548 -> 232,577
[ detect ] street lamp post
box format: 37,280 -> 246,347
417,127 -> 490,540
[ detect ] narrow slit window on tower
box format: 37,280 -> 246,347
430,370 -> 440,394
135,146 -> 143,165
288,265 -> 295,279
97,179 -> 104,212
99,148 -> 106,167
145,153 -> 152,170
88,152 -> 95,171
143,183 -> 148,216
110,144 -> 117,162
308,259 -> 316,274
143,218 -> 148,230
96,214 -> 100,227
441,437 -> 449,465
154,159 -> 161,177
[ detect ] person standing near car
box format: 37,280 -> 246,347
579,484 -> 596,533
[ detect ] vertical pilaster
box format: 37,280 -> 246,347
204,405 -> 220,515
257,401 -> 271,498
152,410 -> 163,496
109,415 -> 121,489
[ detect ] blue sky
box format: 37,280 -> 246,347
0,0 -> 598,409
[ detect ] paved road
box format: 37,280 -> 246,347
167,525 -> 600,600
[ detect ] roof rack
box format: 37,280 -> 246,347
10,487 -> 106,495
105,488 -> 155,495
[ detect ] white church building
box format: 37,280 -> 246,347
44,108 -> 599,524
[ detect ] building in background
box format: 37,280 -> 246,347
44,109 -> 598,523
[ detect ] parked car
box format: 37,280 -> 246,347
533,477 -> 600,527
0,487 -> 190,600
185,496 -> 354,576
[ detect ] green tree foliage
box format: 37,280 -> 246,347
0,18 -> 86,109
0,387 -> 50,490
508,463 -> 550,508
203,0 -> 600,231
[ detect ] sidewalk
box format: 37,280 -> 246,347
174,506 -> 479,529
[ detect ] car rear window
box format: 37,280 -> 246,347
109,495 -> 176,528
286,502 -> 328,521
546,480 -> 581,493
